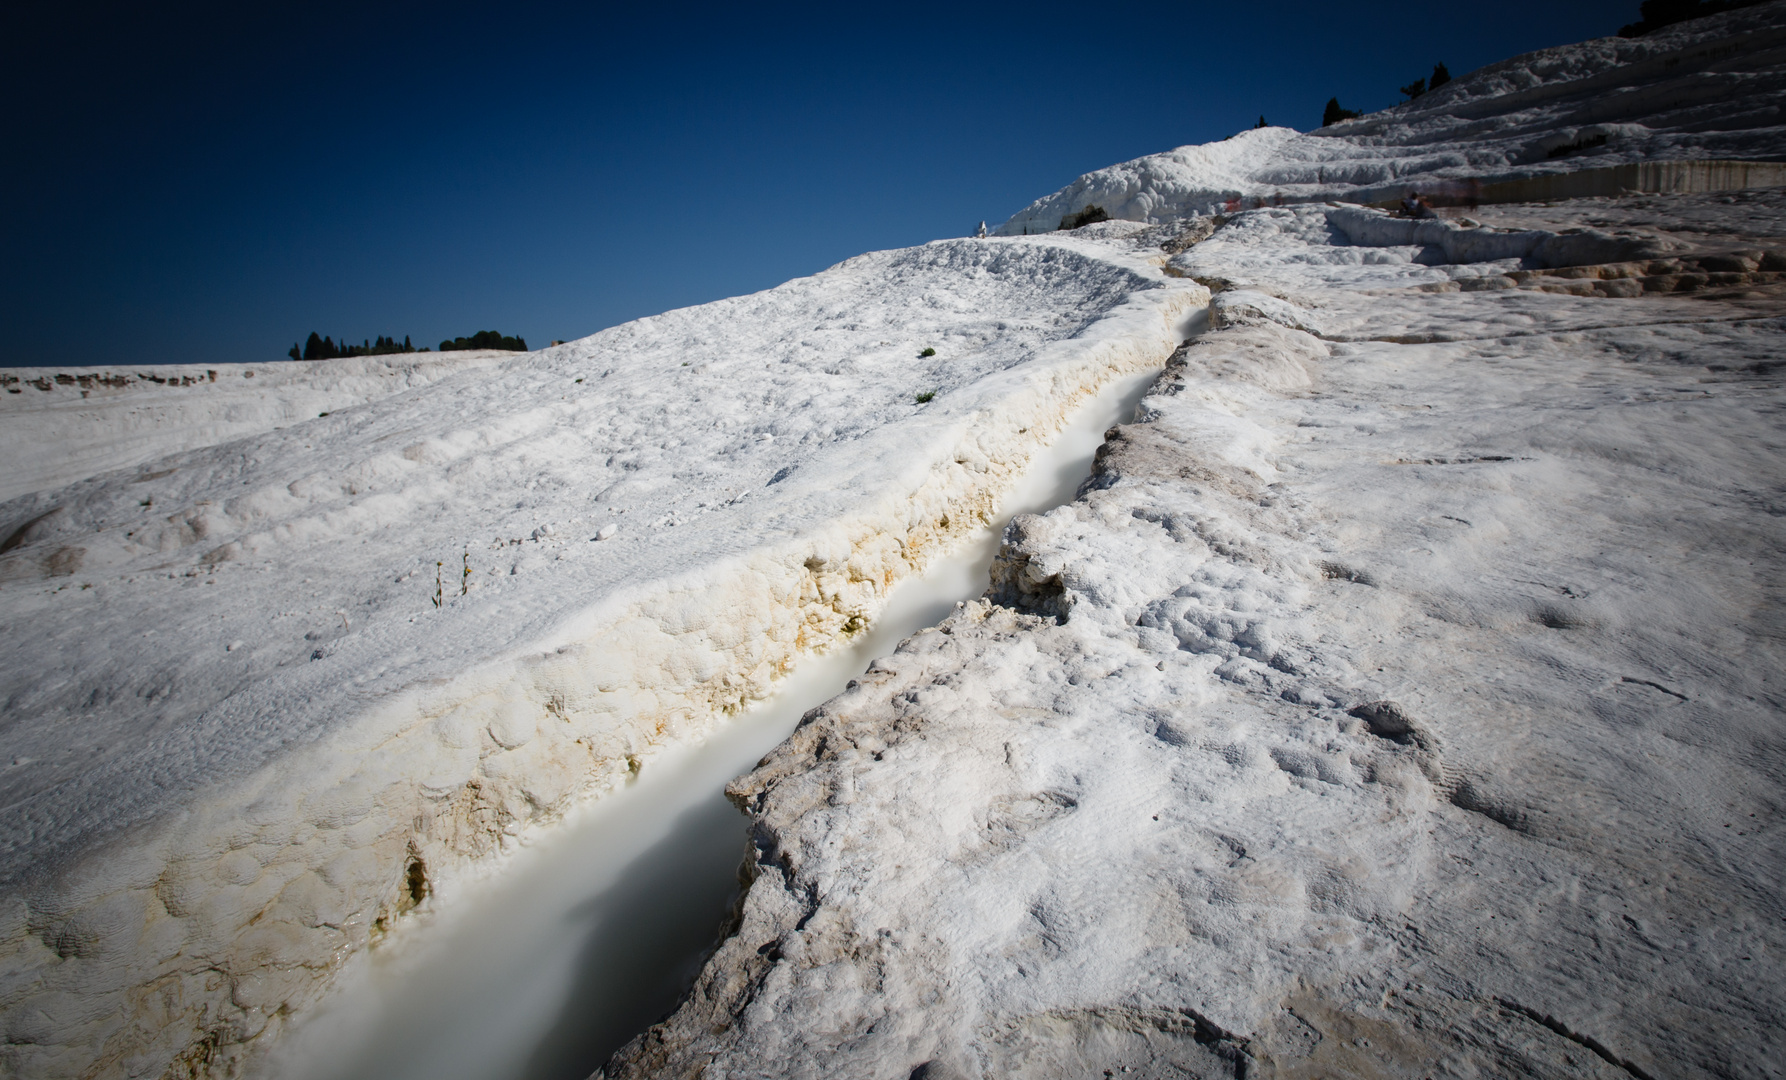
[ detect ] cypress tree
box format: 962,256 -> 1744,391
1323,97 -> 1361,126
1430,62 -> 1451,90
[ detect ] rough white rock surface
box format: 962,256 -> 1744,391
609,190 -> 1786,1079
0,238 -> 1204,1079
996,2 -> 1786,234
0,351 -> 522,504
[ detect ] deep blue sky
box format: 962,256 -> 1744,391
3,1 -> 1631,367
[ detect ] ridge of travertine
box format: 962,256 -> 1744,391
997,1 -> 1786,234
606,12 -> 1786,1078
0,237 -> 1204,1079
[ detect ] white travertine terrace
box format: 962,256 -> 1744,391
0,240 -> 1202,1078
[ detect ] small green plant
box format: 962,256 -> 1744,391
434,561 -> 443,608
462,551 -> 471,595
915,390 -> 936,404
919,347 -> 936,357
1057,205 -> 1110,231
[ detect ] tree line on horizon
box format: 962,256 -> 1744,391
287,330 -> 528,361
290,333 -> 421,361
439,330 -> 527,352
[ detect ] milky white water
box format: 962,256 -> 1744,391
268,358 -> 1173,1080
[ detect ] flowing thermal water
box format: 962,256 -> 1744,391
271,361 -> 1169,1080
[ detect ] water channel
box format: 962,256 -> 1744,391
271,359 -> 1171,1080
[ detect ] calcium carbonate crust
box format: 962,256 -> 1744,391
9,5 -> 1786,1076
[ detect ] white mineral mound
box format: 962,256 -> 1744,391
997,1 -> 1786,234
0,239 -> 1204,1078
606,6 -> 1786,1079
